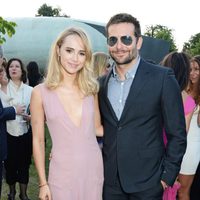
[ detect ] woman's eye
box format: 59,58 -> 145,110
79,52 -> 85,56
66,49 -> 72,53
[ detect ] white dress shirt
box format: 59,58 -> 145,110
6,80 -> 33,136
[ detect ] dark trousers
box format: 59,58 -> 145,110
190,162 -> 200,200
103,174 -> 163,200
4,133 -> 32,185
0,161 -> 2,198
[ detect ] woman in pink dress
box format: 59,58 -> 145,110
160,52 -> 195,200
31,27 -> 104,200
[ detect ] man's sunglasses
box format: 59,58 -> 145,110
107,35 -> 133,47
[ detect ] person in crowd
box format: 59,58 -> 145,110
31,27 -> 103,200
92,51 -> 111,148
26,61 -> 44,87
92,52 -> 111,78
1,56 -> 7,68
0,98 -> 16,198
0,57 -> 25,198
2,58 -> 33,200
188,55 -> 200,200
160,52 -> 196,200
98,13 -> 187,200
0,58 -> 8,93
178,54 -> 200,200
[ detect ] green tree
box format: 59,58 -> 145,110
144,25 -> 177,52
183,33 -> 200,56
0,17 -> 17,44
36,3 -> 70,17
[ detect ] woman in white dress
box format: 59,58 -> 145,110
179,55 -> 200,200
188,55 -> 200,200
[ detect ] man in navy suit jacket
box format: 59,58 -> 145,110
99,13 -> 187,200
0,98 -> 16,197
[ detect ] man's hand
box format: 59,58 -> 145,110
161,180 -> 168,190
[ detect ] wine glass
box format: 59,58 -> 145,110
19,102 -> 28,123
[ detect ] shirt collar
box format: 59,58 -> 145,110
9,80 -> 24,91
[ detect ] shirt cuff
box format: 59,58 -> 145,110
13,106 -> 17,114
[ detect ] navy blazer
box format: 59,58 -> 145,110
98,58 -> 187,193
0,98 -> 15,161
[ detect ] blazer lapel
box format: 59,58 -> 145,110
101,70 -> 119,121
120,59 -> 151,120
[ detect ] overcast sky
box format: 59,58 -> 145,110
1,0 -> 199,50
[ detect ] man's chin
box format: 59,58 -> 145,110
116,59 -> 133,65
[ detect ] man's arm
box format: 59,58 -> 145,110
161,68 -> 187,186
0,106 -> 16,121
0,99 -> 27,122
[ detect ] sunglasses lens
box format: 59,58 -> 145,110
107,36 -> 133,46
107,37 -> 118,47
121,36 -> 133,45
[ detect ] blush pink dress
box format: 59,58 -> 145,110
39,84 -> 104,200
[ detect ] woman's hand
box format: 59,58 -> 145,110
15,104 -> 26,115
22,113 -> 31,122
39,184 -> 52,200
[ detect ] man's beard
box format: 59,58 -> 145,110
110,50 -> 137,66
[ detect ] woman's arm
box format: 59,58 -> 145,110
183,94 -> 196,132
30,86 -> 51,200
94,94 -> 103,137
185,110 -> 194,132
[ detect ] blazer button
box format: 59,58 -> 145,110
118,126 -> 122,131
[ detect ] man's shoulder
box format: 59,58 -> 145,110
141,59 -> 170,74
142,61 -> 175,81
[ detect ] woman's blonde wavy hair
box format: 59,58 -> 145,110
45,27 -> 99,96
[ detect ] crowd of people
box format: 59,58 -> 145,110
0,13 -> 200,200
0,58 -> 43,200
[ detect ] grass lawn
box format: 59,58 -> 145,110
1,126 -> 52,200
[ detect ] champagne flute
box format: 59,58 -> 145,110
20,102 -> 27,123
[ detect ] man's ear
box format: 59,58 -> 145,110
137,36 -> 143,50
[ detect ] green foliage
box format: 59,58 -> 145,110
183,33 -> 200,56
144,25 -> 177,52
36,3 -> 70,17
0,17 -> 17,44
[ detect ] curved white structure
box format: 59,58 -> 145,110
3,17 -> 108,72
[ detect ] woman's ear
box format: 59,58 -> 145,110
56,46 -> 60,57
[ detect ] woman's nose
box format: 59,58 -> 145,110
72,53 -> 78,61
